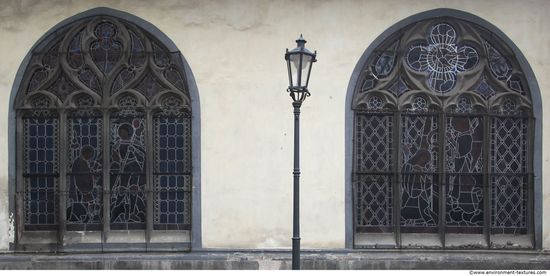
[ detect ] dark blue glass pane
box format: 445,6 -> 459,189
29,125 -> 37,136
46,151 -> 53,161
29,137 -> 37,148
46,137 -> 53,148
38,137 -> 45,148
168,149 -> 175,160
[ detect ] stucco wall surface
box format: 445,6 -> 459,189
0,0 -> 548,251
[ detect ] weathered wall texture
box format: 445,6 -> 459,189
0,0 -> 548,250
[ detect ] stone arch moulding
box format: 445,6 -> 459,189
344,8 -> 542,250
8,7 -> 202,250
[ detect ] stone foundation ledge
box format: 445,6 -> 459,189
0,250 -> 548,269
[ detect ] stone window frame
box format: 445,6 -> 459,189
344,9 -> 543,250
8,7 -> 202,252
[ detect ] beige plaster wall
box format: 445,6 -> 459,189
0,0 -> 548,250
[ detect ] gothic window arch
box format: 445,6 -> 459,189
349,13 -> 539,249
13,11 -> 197,251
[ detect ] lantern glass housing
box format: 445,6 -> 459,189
285,35 -> 317,97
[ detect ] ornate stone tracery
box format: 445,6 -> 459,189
352,18 -> 534,247
15,15 -> 193,237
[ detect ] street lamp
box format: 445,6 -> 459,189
284,34 -> 317,270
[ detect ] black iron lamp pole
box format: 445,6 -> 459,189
285,35 -> 317,270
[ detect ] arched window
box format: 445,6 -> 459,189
13,10 -> 198,252
348,12 -> 540,249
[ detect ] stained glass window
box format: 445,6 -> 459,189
66,96 -> 103,231
153,96 -> 192,230
110,97 -> 147,230
23,97 -> 59,231
355,111 -> 393,233
400,106 -> 439,232
445,98 -> 485,232
352,19 -> 533,248
15,15 -> 193,247
490,99 -> 529,235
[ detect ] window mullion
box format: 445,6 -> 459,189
438,111 -> 446,248
145,109 -> 154,248
483,113 -> 491,247
58,109 -> 67,250
102,110 -> 111,244
394,111 -> 402,248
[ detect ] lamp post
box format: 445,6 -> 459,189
285,35 -> 317,270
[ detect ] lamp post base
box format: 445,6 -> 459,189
292,237 -> 301,270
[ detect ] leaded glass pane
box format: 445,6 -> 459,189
91,21 -> 122,74
353,113 -> 393,233
446,117 -> 483,173
111,69 -> 136,94
473,76 -> 497,99
360,74 -> 377,92
24,177 -> 58,230
490,116 -> 528,234
400,173 -> 439,230
46,72 -> 79,101
445,116 -> 484,230
355,174 -> 392,232
491,175 -> 527,234
355,114 -> 393,173
25,118 -> 58,174
66,116 -> 103,230
155,117 -> 191,174
23,117 -> 59,230
153,116 -> 191,230
164,67 -> 187,92
401,115 -> 439,230
154,176 -> 191,229
484,41 -> 512,81
372,41 -> 398,78
508,74 -> 525,95
152,43 -> 170,67
67,29 -> 84,69
401,115 -> 438,173
110,111 -> 147,229
78,67 -> 101,93
27,43 -> 60,92
491,117 -> 527,174
128,30 -> 146,68
446,175 -> 484,229
134,73 -> 169,100
387,77 -> 410,96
